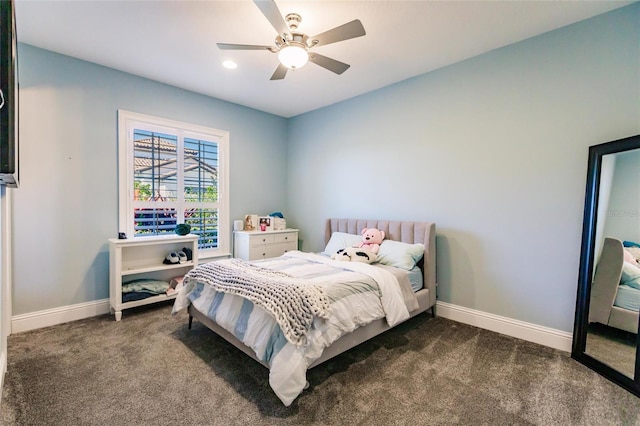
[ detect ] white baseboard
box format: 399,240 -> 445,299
11,299 -> 111,334
436,301 -> 573,352
8,298 -> 573,352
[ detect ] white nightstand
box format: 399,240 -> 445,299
233,229 -> 299,261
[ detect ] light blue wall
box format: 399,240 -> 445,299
13,44 -> 288,315
595,154 -> 616,262
1,187 -> 6,377
286,4 -> 640,332
602,149 -> 640,242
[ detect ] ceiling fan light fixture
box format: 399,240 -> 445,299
278,44 -> 308,69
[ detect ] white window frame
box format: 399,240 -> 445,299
117,110 -> 230,258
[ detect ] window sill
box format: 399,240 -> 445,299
198,252 -> 232,263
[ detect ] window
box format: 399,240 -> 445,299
118,110 -> 229,256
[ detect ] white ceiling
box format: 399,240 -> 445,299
14,0 -> 634,118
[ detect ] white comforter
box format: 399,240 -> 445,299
172,251 -> 416,406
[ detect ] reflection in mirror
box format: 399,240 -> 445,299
572,134 -> 640,399
585,149 -> 640,379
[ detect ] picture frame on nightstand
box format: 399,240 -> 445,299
258,216 -> 272,231
244,214 -> 258,231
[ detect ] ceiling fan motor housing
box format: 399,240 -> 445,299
275,32 -> 310,50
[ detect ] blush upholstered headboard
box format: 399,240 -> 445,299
325,218 -> 437,307
589,237 -> 639,334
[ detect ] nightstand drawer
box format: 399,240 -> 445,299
274,232 -> 296,244
250,234 -> 275,246
263,242 -> 297,259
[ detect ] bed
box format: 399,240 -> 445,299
589,237 -> 640,334
173,218 -> 436,405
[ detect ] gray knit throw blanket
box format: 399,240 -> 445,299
184,259 -> 331,345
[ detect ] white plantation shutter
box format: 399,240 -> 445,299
118,110 -> 229,256
133,130 -> 178,236
183,136 -> 220,249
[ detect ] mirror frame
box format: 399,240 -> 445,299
572,134 -> 640,398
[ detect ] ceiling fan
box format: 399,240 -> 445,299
217,0 -> 366,80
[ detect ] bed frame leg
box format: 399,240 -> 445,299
188,315 -> 193,330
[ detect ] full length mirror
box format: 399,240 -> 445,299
573,134 -> 640,398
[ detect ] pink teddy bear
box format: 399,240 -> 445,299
354,228 -> 385,254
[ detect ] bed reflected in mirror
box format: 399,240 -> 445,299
572,135 -> 640,398
584,148 -> 640,379
585,237 -> 638,378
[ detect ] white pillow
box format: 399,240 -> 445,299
323,232 -> 362,255
621,261 -> 640,290
377,240 -> 424,270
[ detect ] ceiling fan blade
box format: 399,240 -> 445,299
253,0 -> 289,36
310,19 -> 366,47
217,43 -> 273,51
308,53 -> 350,75
270,63 -> 288,80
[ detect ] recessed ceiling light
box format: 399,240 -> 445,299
222,60 -> 237,69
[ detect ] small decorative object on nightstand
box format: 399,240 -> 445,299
244,214 -> 258,231
233,228 -> 299,261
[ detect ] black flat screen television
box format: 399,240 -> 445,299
0,0 -> 19,187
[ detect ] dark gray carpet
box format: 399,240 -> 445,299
1,302 -> 639,425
